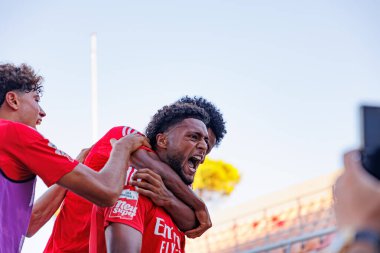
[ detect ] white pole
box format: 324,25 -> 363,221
90,33 -> 98,143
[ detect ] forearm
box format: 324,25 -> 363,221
164,195 -> 198,231
27,185 -> 67,237
81,146 -> 130,205
58,145 -> 130,207
96,145 -> 130,195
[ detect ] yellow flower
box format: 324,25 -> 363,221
193,158 -> 240,196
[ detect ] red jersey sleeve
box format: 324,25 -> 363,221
103,170 -> 153,234
7,122 -> 79,186
84,126 -> 152,171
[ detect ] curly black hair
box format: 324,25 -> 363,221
0,63 -> 44,106
176,96 -> 226,146
145,103 -> 210,150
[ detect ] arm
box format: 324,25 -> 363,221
26,185 -> 67,237
58,134 -> 150,207
27,147 -> 92,237
132,169 -> 196,232
131,149 -> 211,238
105,223 -> 142,253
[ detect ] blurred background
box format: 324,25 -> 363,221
1,0 -> 380,252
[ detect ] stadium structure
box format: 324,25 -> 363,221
186,171 -> 341,253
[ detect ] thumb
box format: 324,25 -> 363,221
109,138 -> 117,147
343,150 -> 361,173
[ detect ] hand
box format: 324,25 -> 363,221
185,200 -> 212,238
111,133 -> 151,155
131,169 -> 175,207
75,146 -> 92,163
334,150 -> 380,231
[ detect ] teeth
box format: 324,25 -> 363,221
192,155 -> 202,161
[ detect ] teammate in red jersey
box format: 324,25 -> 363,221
43,126 -> 149,252
0,63 -> 149,253
42,97 -> 226,252
89,103 -> 210,252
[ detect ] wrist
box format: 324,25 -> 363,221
193,198 -> 206,211
331,228 -> 380,253
163,196 -> 177,210
113,141 -> 134,154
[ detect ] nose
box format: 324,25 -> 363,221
39,106 -> 46,118
198,138 -> 208,152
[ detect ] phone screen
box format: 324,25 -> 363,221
361,105 -> 380,180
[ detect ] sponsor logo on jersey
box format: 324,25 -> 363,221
109,189 -> 138,220
154,217 -> 182,253
120,188 -> 138,200
48,142 -> 74,162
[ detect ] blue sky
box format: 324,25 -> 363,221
1,1 -> 380,251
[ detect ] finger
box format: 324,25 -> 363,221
343,150 -> 377,182
133,169 -> 162,181
131,180 -> 160,192
185,226 -> 204,238
132,172 -> 161,186
75,147 -> 91,162
343,150 -> 361,172
109,138 -> 117,147
142,138 -> 151,148
138,169 -> 162,181
135,187 -> 157,199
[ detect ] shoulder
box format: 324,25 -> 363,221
97,126 -> 141,144
104,126 -> 140,137
0,119 -> 44,143
91,125 -> 141,151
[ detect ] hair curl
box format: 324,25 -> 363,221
176,96 -> 226,146
145,103 -> 210,150
0,63 -> 44,106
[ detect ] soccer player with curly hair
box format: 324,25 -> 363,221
88,103 -> 210,252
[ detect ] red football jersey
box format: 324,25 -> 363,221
89,167 -> 186,253
0,119 -> 78,184
44,126 -> 144,253
0,119 -> 78,252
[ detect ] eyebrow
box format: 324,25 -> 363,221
188,131 -> 209,140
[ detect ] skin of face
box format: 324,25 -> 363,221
161,118 -> 209,185
206,128 -> 216,155
16,90 -> 46,128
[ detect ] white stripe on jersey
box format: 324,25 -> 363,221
122,126 -> 129,137
125,167 -> 137,185
122,126 -> 137,136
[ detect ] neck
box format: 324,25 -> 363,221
0,109 -> 18,122
155,149 -> 169,165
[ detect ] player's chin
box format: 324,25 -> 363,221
184,174 -> 195,185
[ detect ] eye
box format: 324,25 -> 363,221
190,134 -> 198,141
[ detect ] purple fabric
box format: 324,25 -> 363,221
0,171 -> 36,253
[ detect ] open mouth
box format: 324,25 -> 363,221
187,155 -> 203,174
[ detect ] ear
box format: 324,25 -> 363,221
156,133 -> 168,149
4,91 -> 20,110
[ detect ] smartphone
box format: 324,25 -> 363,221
361,105 -> 380,180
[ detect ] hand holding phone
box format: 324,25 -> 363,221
361,105 -> 380,180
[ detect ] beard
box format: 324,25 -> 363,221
167,154 -> 193,185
